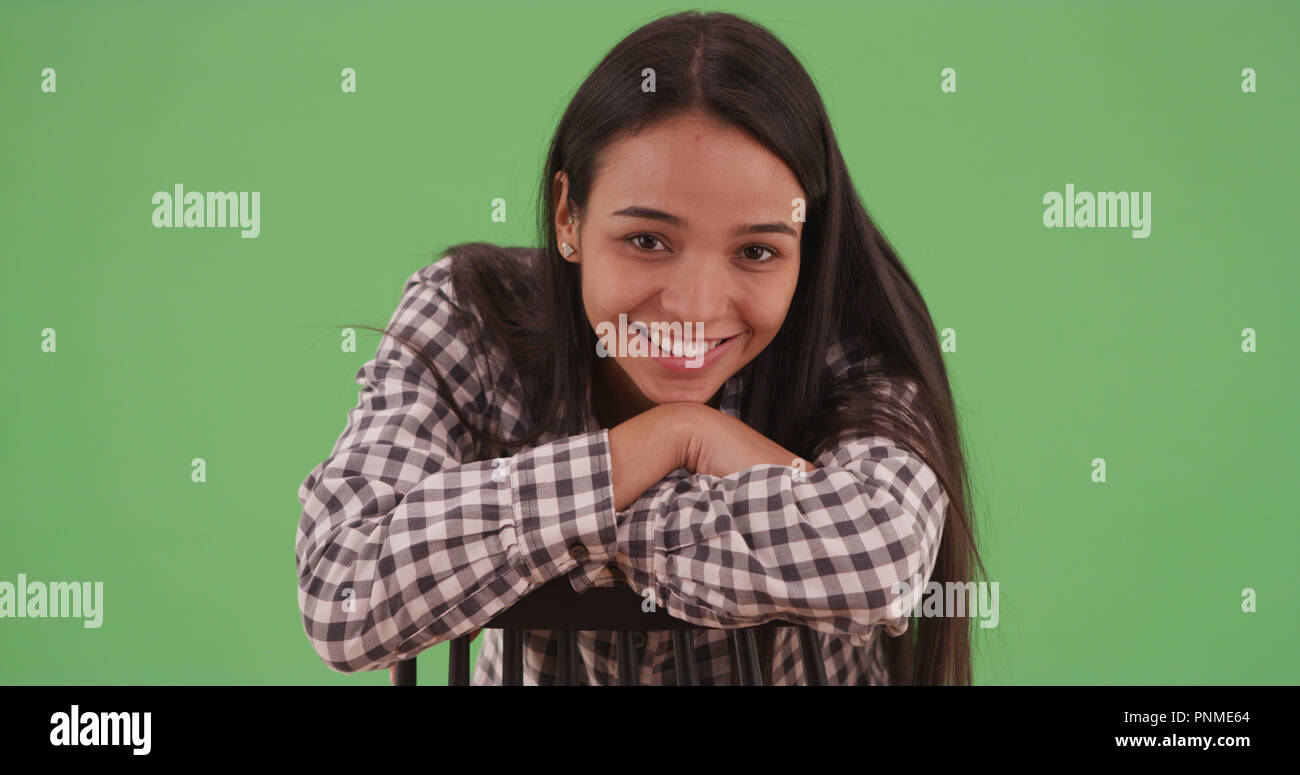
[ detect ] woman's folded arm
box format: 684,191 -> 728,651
295,264 -> 620,674
609,430 -> 949,647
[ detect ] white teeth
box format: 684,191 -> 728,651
642,328 -> 726,358
692,338 -> 725,357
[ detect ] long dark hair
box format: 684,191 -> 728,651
344,10 -> 986,685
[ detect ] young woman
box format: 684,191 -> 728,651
296,10 -> 985,685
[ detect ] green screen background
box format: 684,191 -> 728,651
2,0 -> 1295,685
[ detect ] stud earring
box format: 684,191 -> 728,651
561,213 -> 576,256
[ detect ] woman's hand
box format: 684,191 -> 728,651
663,402 -> 816,479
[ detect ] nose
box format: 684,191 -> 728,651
657,254 -> 732,336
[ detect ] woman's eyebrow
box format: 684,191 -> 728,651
611,205 -> 798,238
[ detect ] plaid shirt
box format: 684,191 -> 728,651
296,255 -> 949,685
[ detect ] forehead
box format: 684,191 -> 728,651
588,115 -> 804,217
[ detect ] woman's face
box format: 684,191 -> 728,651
555,113 -> 805,418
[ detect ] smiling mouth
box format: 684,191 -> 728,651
636,327 -> 740,358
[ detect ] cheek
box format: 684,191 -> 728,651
751,312 -> 785,340
763,271 -> 800,330
585,265 -> 656,321
579,267 -> 618,323
583,282 -> 635,338
749,292 -> 795,333
742,295 -> 797,344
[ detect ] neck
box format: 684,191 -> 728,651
592,359 -> 650,428
592,358 -> 728,428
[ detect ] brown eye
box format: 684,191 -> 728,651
740,244 -> 777,262
626,234 -> 668,252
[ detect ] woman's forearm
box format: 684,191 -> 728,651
607,402 -> 818,511
683,409 -> 818,479
608,404 -> 690,512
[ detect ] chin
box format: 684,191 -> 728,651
654,395 -> 711,405
642,383 -> 720,405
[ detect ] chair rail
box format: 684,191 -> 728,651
387,576 -> 828,685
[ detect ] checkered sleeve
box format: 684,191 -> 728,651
295,260 -> 619,674
612,378 -> 948,648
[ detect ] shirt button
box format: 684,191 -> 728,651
633,632 -> 646,649
568,544 -> 589,562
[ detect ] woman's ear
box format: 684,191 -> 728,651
553,171 -> 581,264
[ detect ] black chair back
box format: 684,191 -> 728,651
388,576 -> 829,685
